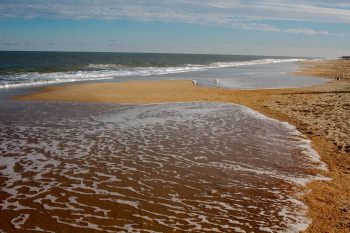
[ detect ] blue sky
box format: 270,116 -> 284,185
0,0 -> 349,57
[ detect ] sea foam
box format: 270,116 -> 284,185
0,58 -> 306,89
0,101 -> 326,232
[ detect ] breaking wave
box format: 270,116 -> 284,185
0,58 -> 305,89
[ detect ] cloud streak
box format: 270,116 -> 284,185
283,28 -> 329,36
0,0 -> 349,35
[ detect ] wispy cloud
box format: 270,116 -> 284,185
283,28 -> 329,36
0,0 -> 349,35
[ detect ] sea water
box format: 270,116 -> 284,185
0,51 -> 327,89
0,100 -> 327,232
0,52 -> 329,232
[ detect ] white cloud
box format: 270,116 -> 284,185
0,0 -> 349,35
283,28 -> 329,35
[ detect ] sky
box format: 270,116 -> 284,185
0,0 -> 349,57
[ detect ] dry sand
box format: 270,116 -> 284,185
15,60 -> 350,232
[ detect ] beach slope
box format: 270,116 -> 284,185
15,60 -> 350,232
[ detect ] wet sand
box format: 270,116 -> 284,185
15,60 -> 350,232
1,101 -> 322,232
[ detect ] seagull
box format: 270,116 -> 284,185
192,80 -> 197,85
215,79 -> 220,84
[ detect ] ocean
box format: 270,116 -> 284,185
0,52 -> 328,232
0,51 -> 326,90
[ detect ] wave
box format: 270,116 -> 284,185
210,58 -> 305,68
0,58 -> 306,89
87,58 -> 305,70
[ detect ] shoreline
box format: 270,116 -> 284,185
14,60 -> 350,232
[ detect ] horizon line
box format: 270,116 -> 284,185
0,50 -> 321,58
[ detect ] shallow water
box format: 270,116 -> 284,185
0,101 -> 326,232
0,51 -> 327,90
164,62 -> 328,89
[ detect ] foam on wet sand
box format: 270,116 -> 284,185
0,101 -> 327,232
4,59 -> 350,232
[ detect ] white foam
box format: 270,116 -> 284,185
68,196 -> 110,216
0,200 -> 35,211
232,227 -> 247,233
277,198 -> 311,233
0,58 -> 306,88
100,198 -> 139,208
11,214 -> 29,229
234,103 -> 328,172
0,101 -> 329,232
27,226 -> 56,233
52,216 -> 115,232
210,58 -> 305,68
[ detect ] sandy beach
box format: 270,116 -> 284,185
15,59 -> 350,232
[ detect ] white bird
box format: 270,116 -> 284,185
192,80 -> 197,85
215,79 -> 220,84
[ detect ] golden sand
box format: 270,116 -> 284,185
15,60 -> 350,232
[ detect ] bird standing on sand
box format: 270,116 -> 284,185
192,80 -> 197,85
215,79 -> 220,85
